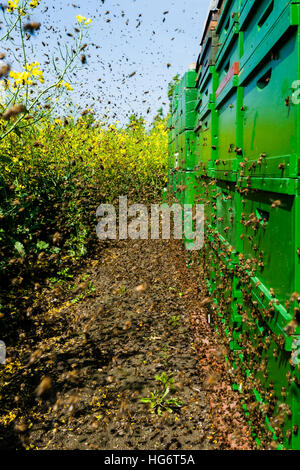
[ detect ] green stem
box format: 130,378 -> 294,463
18,15 -> 29,106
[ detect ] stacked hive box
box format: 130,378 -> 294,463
168,68 -> 198,206
168,0 -> 300,450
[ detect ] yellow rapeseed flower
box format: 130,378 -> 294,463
7,0 -> 19,12
57,80 -> 73,91
76,15 -> 92,25
29,0 -> 40,8
10,70 -> 31,85
26,62 -> 44,83
76,15 -> 85,23
0,79 -> 10,90
63,82 -> 73,91
9,63 -> 44,86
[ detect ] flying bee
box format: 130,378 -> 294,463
271,199 -> 281,208
15,420 -> 27,433
203,372 -> 220,389
285,96 -> 291,107
0,63 -> 10,78
35,377 -> 52,397
24,22 -> 41,34
284,318 -> 299,335
2,103 -> 26,120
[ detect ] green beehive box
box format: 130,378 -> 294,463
195,106 -> 213,169
200,235 -> 300,449
216,29 -> 243,86
167,168 -> 175,195
181,172 -> 198,250
181,171 -> 213,205
216,0 -> 241,53
197,30 -> 220,81
179,172 -> 217,230
181,171 -> 199,205
202,176 -> 218,227
239,5 -> 300,178
202,248 -> 300,449
195,102 -> 218,171
165,0 -> 300,450
197,66 -> 218,110
181,171 -> 202,251
214,81 -> 243,179
213,23 -> 243,181
171,83 -> 179,115
195,86 -> 203,113
214,180 -> 242,251
202,241 -> 238,320
238,187 -> 300,306
168,129 -> 174,144
235,282 -> 300,450
178,100 -> 197,133
174,132 -> 180,154
239,0 -> 296,69
178,69 -> 197,96
176,79 -> 198,133
178,130 -> 198,170
179,110 -> 197,133
172,169 -> 183,202
183,88 -> 198,102
194,67 -> 218,173
174,86 -> 197,133
168,141 -> 176,169
185,175 -> 217,227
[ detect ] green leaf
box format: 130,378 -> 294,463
36,240 -> 49,251
140,398 -> 152,403
14,241 -> 25,257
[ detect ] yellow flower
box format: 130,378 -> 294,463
26,62 -> 44,82
63,82 -> 73,91
1,79 -> 10,90
9,63 -> 45,86
57,81 -> 73,91
76,15 -> 86,23
10,70 -> 32,85
76,15 -> 92,25
7,0 -> 19,12
29,0 -> 40,8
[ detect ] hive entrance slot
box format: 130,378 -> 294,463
258,0 -> 274,30
257,68 -> 272,90
256,208 -> 270,225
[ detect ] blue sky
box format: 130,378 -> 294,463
8,0 -> 211,125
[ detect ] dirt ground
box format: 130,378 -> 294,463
0,238 -> 255,450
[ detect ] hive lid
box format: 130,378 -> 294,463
200,0 -> 223,45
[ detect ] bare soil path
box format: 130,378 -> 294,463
0,238 -> 255,450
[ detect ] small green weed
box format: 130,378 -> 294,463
140,372 -> 182,416
168,315 -> 181,328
